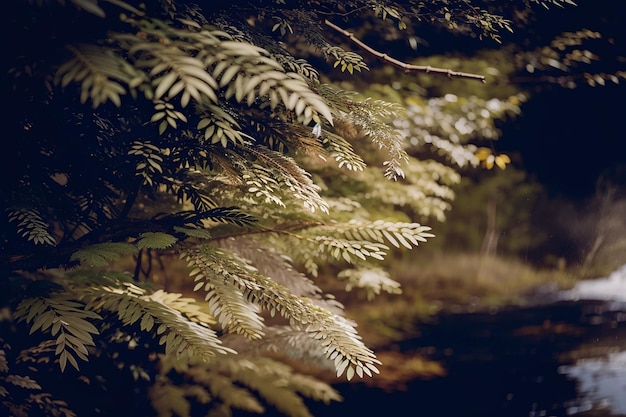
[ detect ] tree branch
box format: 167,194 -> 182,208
1,218 -> 173,273
324,19 -> 486,83
210,221 -> 325,241
1,220 -> 327,274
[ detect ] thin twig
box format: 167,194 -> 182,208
324,19 -> 486,83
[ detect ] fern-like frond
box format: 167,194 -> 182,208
4,374 -> 42,390
241,144 -> 329,214
173,225 -> 212,239
344,99 -> 410,180
222,326 -> 336,371
128,141 -> 167,187
185,245 -> 268,340
321,131 -> 367,171
395,95 -> 522,168
313,236 -> 389,263
7,207 -> 56,246
152,353 -> 340,417
315,84 -> 407,177
183,244 -> 380,380
113,18 -> 334,125
55,44 -> 143,107
279,56 -> 320,83
123,32 -> 220,107
275,220 -> 434,276
233,357 -> 339,417
148,378 -> 195,417
322,45 -> 369,74
70,242 -> 137,267
324,157 -> 459,222
14,295 -> 101,371
151,290 -> 217,327
216,236 -> 348,317
209,43 -> 334,125
216,238 -> 323,300
337,267 -> 402,300
247,114 -> 322,155
85,282 -> 233,361
201,206 -> 258,226
1,338 -> 79,416
191,265 -> 266,340
153,354 -> 264,415
151,100 -> 189,135
174,181 -> 218,213
16,340 -> 57,367
172,206 -> 257,228
137,232 -> 178,249
196,103 -> 252,147
329,220 -> 435,250
242,164 -> 287,208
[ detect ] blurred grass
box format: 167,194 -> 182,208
335,252 -> 583,348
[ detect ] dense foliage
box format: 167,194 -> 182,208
2,1 -> 623,416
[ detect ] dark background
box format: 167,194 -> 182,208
501,83 -> 626,201
406,0 -> 626,202
497,0 -> 626,201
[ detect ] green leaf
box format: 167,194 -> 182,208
173,226 -> 212,239
70,242 -> 137,267
137,232 -> 178,249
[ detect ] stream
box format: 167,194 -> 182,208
306,265 -> 626,417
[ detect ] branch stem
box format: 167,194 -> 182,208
324,19 -> 486,82
210,221 -> 325,241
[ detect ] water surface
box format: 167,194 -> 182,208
306,266 -> 626,417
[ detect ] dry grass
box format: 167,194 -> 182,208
321,252 -> 589,387
393,252 -> 580,308
338,252 -> 583,348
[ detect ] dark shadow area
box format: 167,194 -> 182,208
300,300 -> 626,417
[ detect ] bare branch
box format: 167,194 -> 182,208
324,19 -> 486,83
